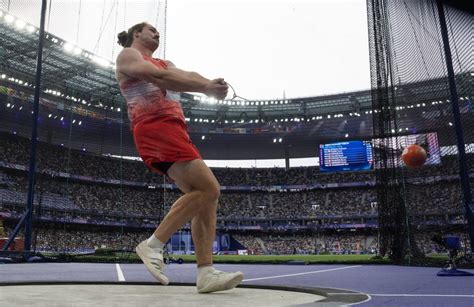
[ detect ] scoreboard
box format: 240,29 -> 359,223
319,140 -> 373,172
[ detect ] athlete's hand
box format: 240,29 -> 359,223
204,78 -> 228,100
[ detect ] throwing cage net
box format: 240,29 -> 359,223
367,0 -> 473,264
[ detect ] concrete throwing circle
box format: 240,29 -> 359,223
0,282 -> 370,306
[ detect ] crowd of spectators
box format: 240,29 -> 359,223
1,131 -> 471,254
0,167 -> 465,222
3,132 -> 472,187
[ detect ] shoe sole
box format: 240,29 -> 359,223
136,245 -> 169,285
198,272 -> 244,293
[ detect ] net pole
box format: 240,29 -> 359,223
24,0 -> 48,253
436,0 -> 474,252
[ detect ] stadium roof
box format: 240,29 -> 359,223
1,8 -> 469,125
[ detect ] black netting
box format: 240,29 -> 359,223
367,0 -> 473,264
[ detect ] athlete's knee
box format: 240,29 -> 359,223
200,184 -> 220,205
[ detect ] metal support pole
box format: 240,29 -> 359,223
436,0 -> 474,252
24,0 -> 48,252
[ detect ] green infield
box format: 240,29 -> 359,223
44,251 -> 453,266
48,252 -> 393,264
176,254 -> 386,264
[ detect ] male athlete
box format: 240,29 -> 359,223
115,22 -> 243,293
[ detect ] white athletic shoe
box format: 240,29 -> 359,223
196,269 -> 244,293
135,240 -> 169,285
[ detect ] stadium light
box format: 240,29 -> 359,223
92,55 -> 111,67
14,19 -> 26,30
448,122 -> 453,126
278,138 -> 282,143
273,138 -> 277,143
26,25 -> 35,33
345,134 -> 349,138
73,47 -> 82,55
63,42 -> 75,53
1,74 -> 5,79
78,121 -> 82,125
201,135 -> 205,140
4,14 -> 14,24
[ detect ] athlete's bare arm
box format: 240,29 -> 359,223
165,60 -> 210,85
116,48 -> 227,99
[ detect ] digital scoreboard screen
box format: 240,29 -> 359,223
319,140 -> 373,172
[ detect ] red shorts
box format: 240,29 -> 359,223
133,116 -> 202,176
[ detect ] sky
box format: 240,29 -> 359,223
166,0 -> 371,100
3,0 -> 371,100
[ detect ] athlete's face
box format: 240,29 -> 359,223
136,24 -> 160,51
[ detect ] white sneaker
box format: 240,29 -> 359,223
196,269 -> 244,293
135,240 -> 169,285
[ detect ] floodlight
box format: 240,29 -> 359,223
63,42 -> 74,53
73,47 -> 82,55
15,19 -> 26,29
26,25 -> 35,33
4,14 -> 14,24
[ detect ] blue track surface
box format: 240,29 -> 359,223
1,263 -> 473,306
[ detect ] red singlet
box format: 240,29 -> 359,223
119,55 -> 202,175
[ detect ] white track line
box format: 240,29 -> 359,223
370,294 -> 474,298
116,263 -> 125,282
242,265 -> 362,282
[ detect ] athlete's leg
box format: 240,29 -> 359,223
154,159 -> 219,267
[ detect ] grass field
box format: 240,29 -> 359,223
49,251 -> 452,265
65,252 -> 394,264
174,254 -> 385,264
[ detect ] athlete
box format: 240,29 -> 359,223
116,22 -> 243,293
